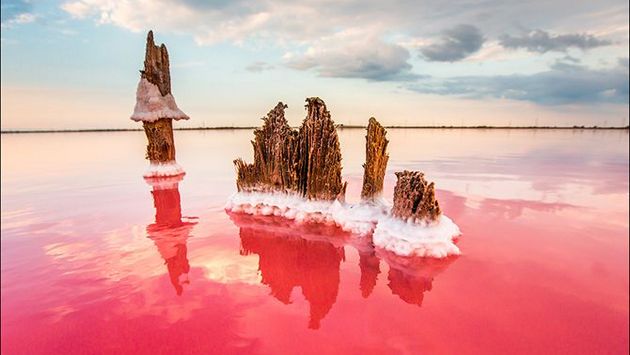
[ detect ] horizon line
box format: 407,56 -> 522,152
1,125 -> 629,134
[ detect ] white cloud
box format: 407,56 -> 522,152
1,0 -> 37,28
285,29 -> 419,81
57,0 -> 630,104
61,1 -> 92,18
12,12 -> 36,24
60,0 -> 628,46
245,61 -> 274,72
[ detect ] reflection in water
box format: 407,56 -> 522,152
229,212 -> 456,328
234,213 -> 345,329
358,250 -> 380,298
378,250 -> 457,306
145,175 -> 196,295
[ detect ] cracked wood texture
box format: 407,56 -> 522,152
391,171 -> 441,223
234,102 -> 299,193
234,98 -> 344,201
142,30 -> 171,96
361,117 -> 389,201
144,118 -> 176,163
297,98 -> 343,200
139,31 -> 175,163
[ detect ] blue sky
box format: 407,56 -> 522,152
1,0 -> 628,129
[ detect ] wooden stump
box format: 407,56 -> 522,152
361,117 -> 389,201
297,97 -> 344,200
234,102 -> 299,193
132,31 -> 188,170
143,118 -> 175,163
391,171 -> 441,223
234,98 -> 344,201
142,30 -> 171,96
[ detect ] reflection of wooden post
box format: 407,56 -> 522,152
392,171 -> 441,223
150,178 -> 182,226
361,117 -> 389,201
145,175 -> 195,296
359,251 -> 380,298
233,214 -> 344,329
131,30 -> 188,176
387,268 -> 433,306
378,248 -> 456,306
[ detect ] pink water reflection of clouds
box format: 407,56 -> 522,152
1,129 -> 628,354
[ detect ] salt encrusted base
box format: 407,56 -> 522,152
225,192 -> 388,236
372,215 -> 461,258
143,161 -> 185,178
144,173 -> 184,190
226,192 -> 462,258
328,198 -> 389,235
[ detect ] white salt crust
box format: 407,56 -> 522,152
226,192 -> 388,236
143,161 -> 185,178
144,173 -> 184,190
226,192 -> 461,258
372,215 -> 461,258
130,78 -> 189,122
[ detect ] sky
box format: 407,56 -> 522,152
0,0 -> 628,130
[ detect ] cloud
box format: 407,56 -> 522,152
286,30 -> 418,81
60,0 -> 315,44
245,61 -> 275,73
420,24 -> 485,62
407,59 -> 629,105
60,0 -> 628,46
1,0 -> 36,27
499,30 -> 612,53
57,0 -> 629,106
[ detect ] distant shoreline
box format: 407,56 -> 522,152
1,125 -> 628,134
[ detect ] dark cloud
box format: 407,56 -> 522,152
420,24 -> 485,62
407,60 -> 629,105
1,0 -> 32,24
499,30 -> 612,53
245,61 -> 275,73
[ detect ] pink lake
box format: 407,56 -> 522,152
1,128 -> 628,354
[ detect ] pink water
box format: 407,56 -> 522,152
1,129 -> 628,354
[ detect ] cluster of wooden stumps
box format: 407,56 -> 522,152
130,30 -> 442,225
234,98 -> 442,224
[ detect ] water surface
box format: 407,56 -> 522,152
2,129 -> 628,354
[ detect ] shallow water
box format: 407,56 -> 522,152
1,129 -> 628,354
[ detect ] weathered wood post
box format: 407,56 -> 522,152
297,97 -> 344,201
361,117 -> 389,201
233,97 -> 345,201
391,171 -> 441,223
131,31 -> 189,177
